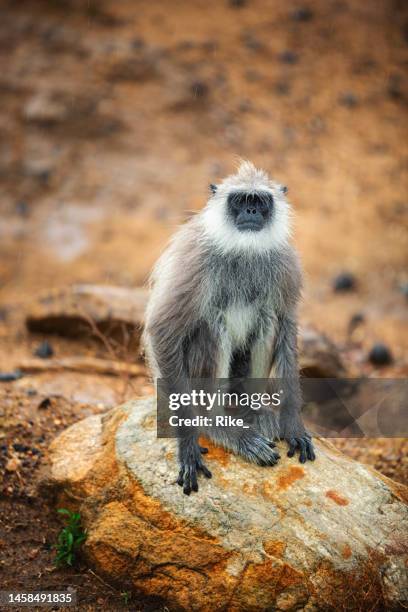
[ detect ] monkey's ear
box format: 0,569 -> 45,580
209,183 -> 218,194
280,185 -> 288,195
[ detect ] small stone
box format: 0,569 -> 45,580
131,37 -> 144,50
13,443 -> 30,453
399,282 -> 408,299
34,340 -> 54,359
339,92 -> 359,107
368,343 -> 393,366
274,81 -> 291,96
348,312 -> 365,336
15,201 -> 30,217
291,7 -> 314,22
278,50 -> 299,64
242,32 -> 263,51
38,397 -> 52,410
333,272 -> 356,292
190,80 -> 208,99
387,73 -> 404,100
0,370 -> 23,382
229,0 -> 247,7
6,456 -> 21,472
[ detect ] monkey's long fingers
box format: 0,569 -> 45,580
183,469 -> 192,495
177,466 -> 185,487
298,438 -> 308,463
190,465 -> 198,492
306,440 -> 316,461
287,438 -> 297,458
199,446 -> 209,454
197,462 -> 212,479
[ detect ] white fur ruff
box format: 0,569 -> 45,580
201,161 -> 292,254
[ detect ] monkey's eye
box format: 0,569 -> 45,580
258,199 -> 270,214
228,193 -> 244,210
258,195 -> 273,214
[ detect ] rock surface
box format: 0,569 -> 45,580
26,285 -> 147,342
48,398 -> 408,611
299,326 -> 345,377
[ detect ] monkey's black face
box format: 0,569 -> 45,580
227,191 -> 274,232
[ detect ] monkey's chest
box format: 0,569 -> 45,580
223,303 -> 257,348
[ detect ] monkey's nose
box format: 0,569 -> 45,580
246,207 -> 257,214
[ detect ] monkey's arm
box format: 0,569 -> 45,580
272,312 -> 315,463
146,307 -> 216,494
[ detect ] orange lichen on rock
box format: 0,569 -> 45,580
199,437 -> 231,466
277,466 -> 305,490
342,544 -> 352,559
264,540 -> 286,558
230,558 -> 305,610
326,489 -> 349,506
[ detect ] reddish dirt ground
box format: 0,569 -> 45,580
0,0 -> 407,609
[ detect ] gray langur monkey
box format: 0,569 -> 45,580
143,161 -> 315,495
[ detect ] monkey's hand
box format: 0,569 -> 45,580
280,411 -> 315,463
177,438 -> 212,495
282,429 -> 315,463
238,429 -> 280,466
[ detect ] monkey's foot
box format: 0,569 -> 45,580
286,435 -> 315,463
177,446 -> 212,495
238,431 -> 280,466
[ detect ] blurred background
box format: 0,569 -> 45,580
0,0 -> 407,602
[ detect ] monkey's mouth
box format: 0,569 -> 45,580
236,221 -> 263,232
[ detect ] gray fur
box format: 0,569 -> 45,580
143,161 -> 315,494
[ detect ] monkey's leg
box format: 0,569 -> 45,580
273,313 -> 315,463
177,433 -> 212,495
249,328 -> 282,441
207,425 -> 280,466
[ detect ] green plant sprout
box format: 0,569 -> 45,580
54,508 -> 87,567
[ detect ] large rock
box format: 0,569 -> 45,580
299,326 -> 345,377
48,398 -> 408,611
26,285 -> 147,342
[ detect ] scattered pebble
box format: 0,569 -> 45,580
339,92 -> 359,107
291,7 -> 314,22
6,456 -> 21,472
190,80 -> 208,99
242,32 -> 263,51
13,443 -> 31,453
38,397 -> 52,410
278,50 -> 299,64
274,81 -> 291,96
399,282 -> 408,299
387,73 -> 404,100
348,312 -> 365,335
0,370 -> 23,382
229,0 -> 247,7
333,272 -> 356,292
368,343 -> 393,366
34,340 -> 54,359
15,201 -> 30,217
